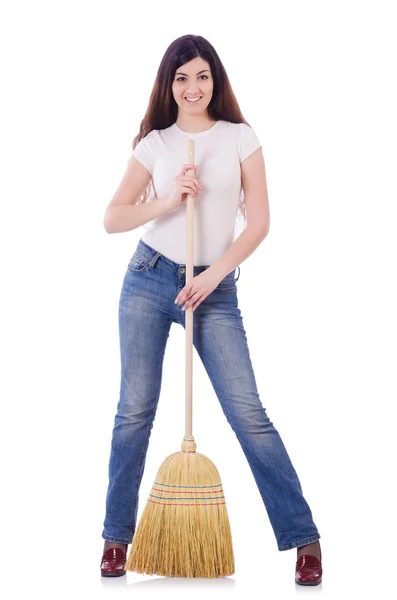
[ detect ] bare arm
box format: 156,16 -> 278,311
103,156 -> 170,233
209,147 -> 270,280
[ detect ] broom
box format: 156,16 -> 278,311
124,138 -> 235,578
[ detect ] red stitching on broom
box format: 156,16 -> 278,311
154,481 -> 223,488
148,499 -> 226,506
152,487 -> 223,494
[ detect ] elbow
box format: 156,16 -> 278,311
249,211 -> 270,240
258,218 -> 270,239
263,219 -> 270,238
262,213 -> 270,238
103,216 -> 112,234
103,206 -> 116,234
247,220 -> 269,241
103,213 -> 115,234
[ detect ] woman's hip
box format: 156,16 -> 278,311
119,238 -> 241,317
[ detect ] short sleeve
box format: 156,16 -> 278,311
129,131 -> 156,175
238,123 -> 262,163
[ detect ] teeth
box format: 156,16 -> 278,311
185,97 -> 201,102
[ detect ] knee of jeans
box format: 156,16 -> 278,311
114,403 -> 154,427
227,405 -> 274,435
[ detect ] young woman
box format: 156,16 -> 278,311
100,34 -> 322,585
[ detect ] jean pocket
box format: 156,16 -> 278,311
216,270 -> 237,290
127,251 -> 152,273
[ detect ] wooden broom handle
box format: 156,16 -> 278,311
185,139 -> 195,438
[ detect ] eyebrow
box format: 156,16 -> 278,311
175,69 -> 210,76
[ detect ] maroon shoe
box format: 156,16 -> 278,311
100,547 -> 127,577
295,554 -> 322,585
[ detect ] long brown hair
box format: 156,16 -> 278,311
132,34 -> 253,220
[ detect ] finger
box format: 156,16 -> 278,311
176,281 -> 196,303
180,176 -> 199,186
184,294 -> 203,311
178,292 -> 190,305
192,296 -> 204,311
180,174 -> 198,181
184,178 -> 200,192
182,180 -> 201,194
182,164 -> 196,173
183,185 -> 198,197
175,288 -> 188,303
193,302 -> 202,311
182,291 -> 200,310
181,174 -> 201,189
179,287 -> 192,302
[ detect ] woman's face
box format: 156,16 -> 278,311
172,57 -> 214,117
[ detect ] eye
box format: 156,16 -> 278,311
176,75 -> 209,82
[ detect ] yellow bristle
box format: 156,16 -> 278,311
125,440 -> 234,578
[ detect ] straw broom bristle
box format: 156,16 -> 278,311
124,435 -> 235,578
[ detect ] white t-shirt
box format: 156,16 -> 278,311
130,119 -> 261,265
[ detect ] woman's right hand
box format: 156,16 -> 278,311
166,164 -> 202,211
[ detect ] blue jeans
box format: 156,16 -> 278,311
102,239 -> 321,551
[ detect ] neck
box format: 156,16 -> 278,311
175,113 -> 216,133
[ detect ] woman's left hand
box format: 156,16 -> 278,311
175,268 -> 222,312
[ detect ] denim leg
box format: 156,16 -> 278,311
178,286 -> 321,551
102,262 -> 172,543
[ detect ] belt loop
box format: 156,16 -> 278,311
149,252 -> 161,269
235,265 -> 240,282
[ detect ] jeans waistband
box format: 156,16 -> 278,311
135,239 -> 240,282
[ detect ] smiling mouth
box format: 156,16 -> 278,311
185,96 -> 202,103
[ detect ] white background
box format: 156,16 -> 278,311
1,0 -> 396,598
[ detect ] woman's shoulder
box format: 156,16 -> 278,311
218,120 -> 258,136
